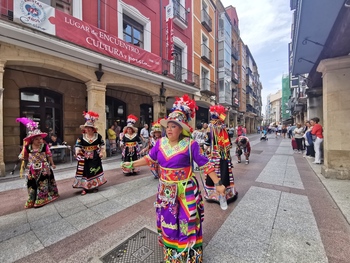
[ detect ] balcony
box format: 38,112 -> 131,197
162,59 -> 199,88
201,9 -> 212,32
201,43 -> 212,64
232,72 -> 239,84
200,78 -> 216,96
231,45 -> 239,60
247,66 -> 252,75
246,85 -> 253,94
172,0 -> 188,30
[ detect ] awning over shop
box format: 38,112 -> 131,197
291,0 -> 346,75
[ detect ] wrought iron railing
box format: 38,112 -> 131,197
201,9 -> 212,32
231,45 -> 239,60
200,78 -> 216,95
172,0 -> 188,26
162,59 -> 199,88
201,43 -> 212,64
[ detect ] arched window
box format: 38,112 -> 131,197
20,88 -> 63,141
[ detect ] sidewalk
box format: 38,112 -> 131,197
0,135 -> 349,262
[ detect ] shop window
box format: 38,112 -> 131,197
20,88 -> 63,141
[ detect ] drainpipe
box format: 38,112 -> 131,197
98,0 -> 101,28
160,0 -> 163,58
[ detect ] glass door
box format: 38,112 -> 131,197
20,88 -> 63,141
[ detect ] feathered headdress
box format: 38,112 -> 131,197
16,117 -> 47,142
16,117 -> 38,131
126,114 -> 138,125
80,111 -> 99,130
209,105 -> 227,122
83,111 -> 99,122
123,114 -> 138,133
159,94 -> 198,133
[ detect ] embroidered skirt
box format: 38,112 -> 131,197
155,166 -> 204,262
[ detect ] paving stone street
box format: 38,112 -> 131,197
0,134 -> 350,263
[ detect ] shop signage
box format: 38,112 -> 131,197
13,0 -> 162,73
165,2 -> 175,61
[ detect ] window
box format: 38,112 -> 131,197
173,45 -> 183,81
118,1 -> 151,51
40,0 -> 72,15
123,14 -> 144,48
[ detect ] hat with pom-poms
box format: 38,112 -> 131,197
159,94 -> 198,133
151,119 -> 162,133
123,114 -> 138,133
209,105 -> 227,122
16,117 -> 47,142
80,111 -> 99,131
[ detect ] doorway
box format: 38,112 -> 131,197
20,88 -> 63,141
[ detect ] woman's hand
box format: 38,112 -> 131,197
51,164 -> 56,169
99,152 -> 103,158
215,185 -> 225,196
122,162 -> 132,169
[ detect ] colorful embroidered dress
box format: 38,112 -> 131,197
72,133 -> 107,190
145,137 -> 214,262
204,122 -> 237,203
121,133 -> 142,174
20,143 -> 59,208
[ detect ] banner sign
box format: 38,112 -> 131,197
165,2 -> 174,61
13,0 -> 162,74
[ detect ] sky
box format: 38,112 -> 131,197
221,0 -> 292,115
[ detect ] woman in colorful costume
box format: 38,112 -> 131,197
203,105 -> 237,205
121,114 -> 142,175
17,117 -> 59,208
122,95 -> 225,263
72,111 -> 107,195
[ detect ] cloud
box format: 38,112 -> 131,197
223,0 -> 291,54
222,0 -> 291,113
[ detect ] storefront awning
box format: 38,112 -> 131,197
291,0 -> 346,75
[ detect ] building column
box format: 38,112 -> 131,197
152,95 -> 167,120
317,56 -> 350,179
307,94 -> 323,120
86,81 -> 107,157
0,61 -> 4,176
232,113 -> 237,127
245,117 -> 250,134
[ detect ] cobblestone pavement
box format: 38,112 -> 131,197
0,134 -> 349,263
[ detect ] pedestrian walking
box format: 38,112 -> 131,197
16,117 -> 59,208
293,123 -> 304,153
121,94 -> 225,263
303,121 -> 315,158
236,124 -> 243,137
107,124 -> 117,153
72,111 -> 107,195
140,123 -> 150,153
203,105 -> 238,205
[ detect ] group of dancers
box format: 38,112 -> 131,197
16,94 -> 252,262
